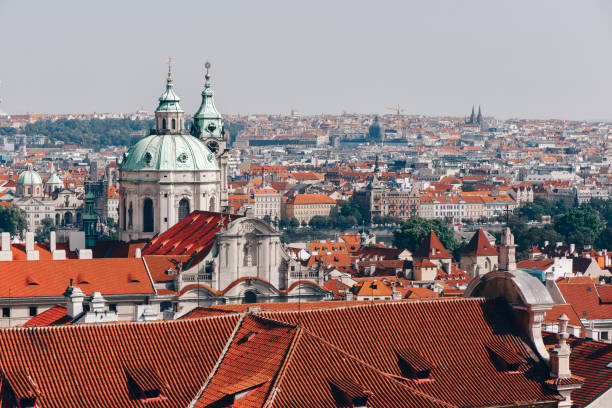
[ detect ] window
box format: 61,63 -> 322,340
162,118 -> 166,129
143,199 -> 154,232
29,307 -> 37,317
109,304 -> 117,313
2,307 -> 9,318
602,331 -> 609,340
178,199 -> 190,222
171,118 -> 176,129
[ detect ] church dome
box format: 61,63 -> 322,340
45,172 -> 63,185
119,134 -> 218,171
17,164 -> 42,185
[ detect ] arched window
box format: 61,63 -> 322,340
64,212 -> 73,225
55,213 -> 60,226
242,290 -> 257,304
171,118 -> 176,130
143,198 -> 154,232
128,202 -> 133,228
162,118 -> 167,130
122,201 -> 126,231
27,187 -> 32,195
209,196 -> 215,212
178,198 -> 190,222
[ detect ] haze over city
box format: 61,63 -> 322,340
1,0 -> 611,120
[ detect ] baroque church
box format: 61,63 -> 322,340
118,63 -> 228,241
118,63 -> 329,308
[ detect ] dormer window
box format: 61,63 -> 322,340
329,377 -> 372,408
2,369 -> 40,408
485,341 -> 525,372
396,347 -> 434,380
125,366 -> 165,402
143,152 -> 153,166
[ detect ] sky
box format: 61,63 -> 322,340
0,0 -> 611,120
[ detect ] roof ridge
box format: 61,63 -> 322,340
6,312 -> 238,332
262,327 -> 304,408
187,312 -> 247,408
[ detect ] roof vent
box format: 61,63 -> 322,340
238,331 -> 257,345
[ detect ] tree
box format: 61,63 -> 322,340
339,198 -> 364,225
0,205 -> 27,236
263,214 -> 272,225
35,217 -> 56,243
309,216 -> 332,230
553,207 -> 602,247
393,217 -> 459,254
595,228 -> 612,250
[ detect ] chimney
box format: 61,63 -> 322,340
77,248 -> 93,259
25,231 -> 39,260
64,283 -> 85,318
134,248 -> 142,258
569,243 -> 575,254
442,259 -> 452,273
0,232 -> 12,261
369,264 -> 376,276
499,228 -> 516,271
550,314 -> 582,408
90,292 -> 106,314
49,230 -> 66,260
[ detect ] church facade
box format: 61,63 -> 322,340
118,64 -> 228,241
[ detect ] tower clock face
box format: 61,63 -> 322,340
207,140 -> 219,154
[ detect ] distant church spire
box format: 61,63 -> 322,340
469,105 -> 475,124
477,105 -> 482,125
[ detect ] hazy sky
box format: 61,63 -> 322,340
1,0 -> 611,120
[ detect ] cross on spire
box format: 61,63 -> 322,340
166,57 -> 174,81
204,61 -> 211,87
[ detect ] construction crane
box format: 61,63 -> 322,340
385,104 -> 404,137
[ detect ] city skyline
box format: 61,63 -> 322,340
1,0 -> 611,120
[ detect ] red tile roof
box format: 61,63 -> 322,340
461,229 -> 498,256
22,305 -> 70,327
288,193 -> 336,205
0,258 -> 155,298
556,281 -> 612,320
143,255 -> 192,283
193,314 -> 455,408
142,211 -> 241,266
0,315 -> 240,407
261,298 -> 560,408
414,231 -> 452,260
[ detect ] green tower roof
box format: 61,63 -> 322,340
191,62 -> 223,139
155,74 -> 184,114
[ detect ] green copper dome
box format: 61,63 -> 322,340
119,134 -> 218,171
155,77 -> 184,113
17,165 -> 42,185
45,172 -> 63,185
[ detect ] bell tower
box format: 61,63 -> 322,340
154,57 -> 185,135
191,62 -> 229,209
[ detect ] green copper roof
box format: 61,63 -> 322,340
17,165 -> 42,185
45,172 -> 63,185
155,77 -> 184,113
119,134 -> 218,171
191,67 -> 224,139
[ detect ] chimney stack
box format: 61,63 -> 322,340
549,314 -> 582,408
0,232 -> 12,261
25,231 -> 39,260
64,284 -> 85,318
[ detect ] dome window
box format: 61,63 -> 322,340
143,152 -> 153,166
177,153 -> 188,163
